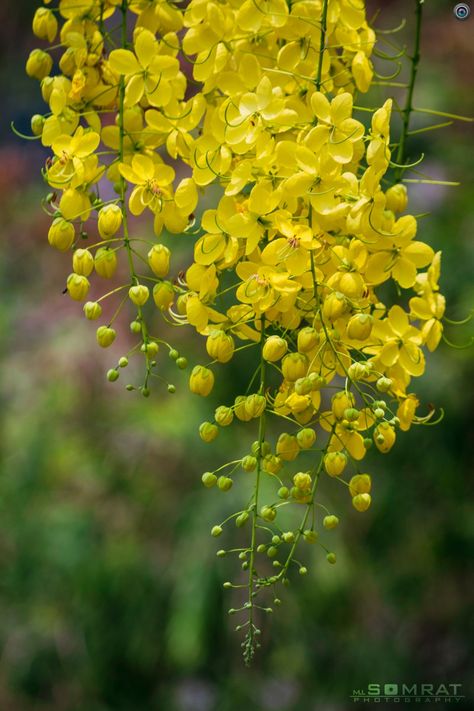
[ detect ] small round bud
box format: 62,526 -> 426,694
216,550 -> 226,557
282,532 -> 295,544
130,321 -> 142,334
152,281 -> 174,310
282,352 -> 308,382
296,428 -> 316,449
303,530 -> 318,544
241,455 -> 257,472
118,357 -> 128,368
260,506 -> 276,522
278,486 -> 290,499
201,472 -> 217,488
167,384 -> 176,394
257,544 -> 266,553
66,273 -> 90,301
199,421 -> 219,443
324,452 -> 347,477
189,365 -> 214,396
94,247 -> 117,279
107,368 -> 119,382
96,326 -> 116,348
215,405 -> 234,427
176,357 -> 188,369
376,376 -> 393,393
206,329 -> 235,364
262,335 -> 287,362
299,566 -> 308,576
217,476 -> 233,492
26,49 -> 53,80
211,525 -> 223,537
129,284 -> 149,306
267,546 -> 278,558
323,515 -> 340,530
297,326 -> 319,353
169,349 -> 179,360
236,512 -> 249,528
31,114 -> 45,137
352,493 -> 372,512
98,204 -> 122,239
141,341 -> 159,357
374,408 -> 385,419
48,218 -> 75,251
326,553 -> 337,565
148,243 -> 171,277
83,301 -> 102,320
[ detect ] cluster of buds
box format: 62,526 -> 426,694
25,0 -> 450,662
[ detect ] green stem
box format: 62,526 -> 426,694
315,0 -> 329,91
394,0 -> 424,182
118,1 -> 150,368
243,316 -> 267,666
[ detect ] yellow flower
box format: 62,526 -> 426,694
370,305 -> 425,377
98,205 -> 122,239
119,154 -> 174,216
306,91 -> 364,164
108,28 -> 180,107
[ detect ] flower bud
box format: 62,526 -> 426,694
322,291 -> 348,321
263,454 -> 282,475
262,335 -> 287,362
346,313 -> 373,341
73,248 -> 94,277
352,493 -> 372,512
66,273 -> 90,301
236,511 -> 249,528
303,530 -> 318,544
244,393 -> 266,419
376,376 -> 392,393
153,281 -> 174,310
281,352 -> 308,381
349,474 -> 371,497
129,284 -> 150,306
189,365 -> 214,396
206,330 -> 235,363
98,204 -> 122,239
297,326 -> 319,353
326,552 -> 337,564
332,391 -> 355,419
295,377 -> 313,395
48,218 -> 75,251
278,486 -> 289,499
26,49 -> 53,80
32,7 -> 58,42
373,422 -> 396,453
31,114 -> 45,137
211,525 -> 223,537
260,506 -> 276,522
276,433 -> 300,461
94,247 -> 118,279
202,472 -> 217,488
241,455 -> 257,472
324,451 -> 347,477
83,301 -> 102,320
296,428 -> 316,449
199,421 -> 218,443
107,369 -> 119,382
147,244 -> 171,277
217,476 -> 233,492
215,405 -> 234,427
347,362 -> 368,381
293,472 -> 312,491
385,183 -> 408,213
285,392 -> 310,414
234,395 -> 252,421
308,373 -> 326,390
323,515 -> 339,530
96,326 -> 116,348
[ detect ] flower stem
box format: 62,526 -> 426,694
315,0 -> 329,91
394,0 -> 424,182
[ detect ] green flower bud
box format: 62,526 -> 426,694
201,472 -> 217,488
217,476 -> 233,492
107,369 -> 119,382
326,552 -> 337,564
199,422 -> 219,443
260,506 -> 276,522
278,486 -> 290,499
83,301 -> 102,320
241,455 -> 257,472
211,525 -> 223,537
236,512 -> 249,528
323,515 -> 340,530
96,325 -> 116,348
130,320 -> 142,333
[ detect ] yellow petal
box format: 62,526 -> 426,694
108,49 -> 140,75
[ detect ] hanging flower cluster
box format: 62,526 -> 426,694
25,0 -> 453,662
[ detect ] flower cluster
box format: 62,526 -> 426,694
25,0 -> 449,662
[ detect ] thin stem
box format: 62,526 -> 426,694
394,0 -> 424,182
315,0 -> 329,91
243,315 -> 267,666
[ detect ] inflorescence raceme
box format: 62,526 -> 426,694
23,0 -> 470,663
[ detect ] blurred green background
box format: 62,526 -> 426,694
0,1 -> 473,709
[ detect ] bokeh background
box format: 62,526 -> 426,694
1,1 -> 473,709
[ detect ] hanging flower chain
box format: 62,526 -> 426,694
23,0 -> 468,663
